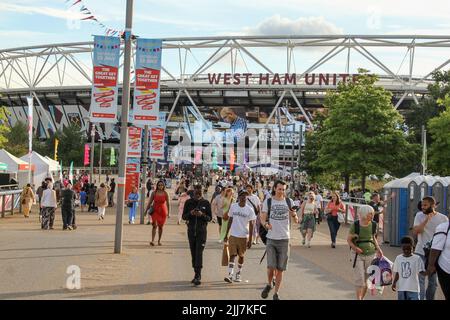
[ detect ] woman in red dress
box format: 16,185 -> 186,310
146,180 -> 170,246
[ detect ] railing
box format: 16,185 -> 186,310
322,199 -> 378,224
0,189 -> 22,217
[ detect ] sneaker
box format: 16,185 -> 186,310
218,239 -> 223,244
331,243 -> 336,248
67,226 -> 73,231
224,275 -> 233,283
252,240 -> 257,245
194,278 -> 201,286
72,225 -> 77,230
273,293 -> 280,300
131,220 -> 135,224
261,284 -> 272,299
272,278 -> 276,287
234,273 -> 242,282
302,239 -> 306,245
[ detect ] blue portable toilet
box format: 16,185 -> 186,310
383,174 -> 449,246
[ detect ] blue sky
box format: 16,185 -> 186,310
1,0 -> 450,48
1,0 -> 450,86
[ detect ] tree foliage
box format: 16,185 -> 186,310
4,121 -> 28,157
428,95 -> 450,176
314,69 -> 417,189
0,107 -> 10,149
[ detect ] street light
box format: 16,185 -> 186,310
114,0 -> 134,254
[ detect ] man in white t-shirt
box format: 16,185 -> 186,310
413,196 -> 448,300
260,180 -> 298,300
427,220 -> 450,300
223,190 -> 256,283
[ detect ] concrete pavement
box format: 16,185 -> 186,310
0,192 -> 444,300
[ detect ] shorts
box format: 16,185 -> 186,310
217,216 -> 223,227
350,252 -> 375,287
228,236 -> 247,258
266,238 -> 290,271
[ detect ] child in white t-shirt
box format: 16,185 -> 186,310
392,236 -> 426,300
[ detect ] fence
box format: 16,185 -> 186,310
0,189 -> 22,217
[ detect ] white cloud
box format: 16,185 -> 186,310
0,3 -> 85,20
242,15 -> 343,36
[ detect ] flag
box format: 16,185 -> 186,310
69,161 -> 74,182
84,144 -> 90,166
110,147 -> 116,166
54,138 -> 59,160
59,161 -> 63,182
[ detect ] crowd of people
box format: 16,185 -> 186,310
17,168 -> 449,301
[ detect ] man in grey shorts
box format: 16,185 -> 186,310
259,180 -> 298,300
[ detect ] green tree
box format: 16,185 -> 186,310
405,70 -> 450,144
57,124 -> 87,167
314,69 -> 417,191
4,121 -> 28,157
0,107 -> 10,149
428,95 -> 450,175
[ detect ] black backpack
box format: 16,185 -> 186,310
423,221 -> 450,270
259,197 -> 292,245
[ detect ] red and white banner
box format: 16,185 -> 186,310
150,127 -> 165,160
89,35 -> 120,123
127,127 -> 142,157
125,158 -> 140,198
132,39 -> 162,126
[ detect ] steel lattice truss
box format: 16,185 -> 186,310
1,35 -> 450,138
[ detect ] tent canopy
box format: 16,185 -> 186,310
20,151 -> 60,187
0,149 -> 32,171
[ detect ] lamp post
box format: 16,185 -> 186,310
114,0 -> 134,254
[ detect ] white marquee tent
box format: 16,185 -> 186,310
20,151 -> 60,187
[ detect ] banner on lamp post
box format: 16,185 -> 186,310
89,35 -> 120,123
26,96 -> 33,183
132,39 -> 162,126
150,127 -> 165,160
127,127 -> 142,158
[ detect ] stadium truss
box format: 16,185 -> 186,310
1,35 -> 450,141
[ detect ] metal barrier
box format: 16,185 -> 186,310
0,189 -> 22,217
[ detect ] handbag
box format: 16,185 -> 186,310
127,202 -> 133,208
147,207 -> 154,216
338,212 -> 345,223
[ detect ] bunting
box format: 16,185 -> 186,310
64,0 -> 124,37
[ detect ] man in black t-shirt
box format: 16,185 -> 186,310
108,178 -> 116,207
368,193 -> 384,223
61,183 -> 76,230
182,185 -> 212,286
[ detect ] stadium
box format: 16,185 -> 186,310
0,34 -> 448,167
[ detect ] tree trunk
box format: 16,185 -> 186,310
361,174 -> 366,192
343,174 -> 350,192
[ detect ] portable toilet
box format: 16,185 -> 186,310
382,174 -> 446,246
432,177 -> 450,216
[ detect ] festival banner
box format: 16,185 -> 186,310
150,127 -> 165,160
89,35 -> 120,123
132,39 -> 162,126
125,158 -> 140,198
127,127 -> 142,158
84,144 -> 90,166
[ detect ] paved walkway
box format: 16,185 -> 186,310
0,192 -> 444,300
